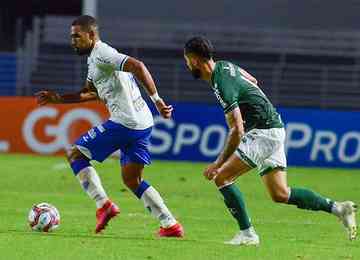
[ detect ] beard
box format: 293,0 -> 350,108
73,47 -> 92,56
190,68 -> 201,79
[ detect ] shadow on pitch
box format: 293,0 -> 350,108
0,229 -> 198,243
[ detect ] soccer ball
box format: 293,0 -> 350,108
28,203 -> 60,232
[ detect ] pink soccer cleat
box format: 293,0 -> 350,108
95,200 -> 120,233
158,223 -> 184,238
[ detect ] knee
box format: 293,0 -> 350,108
270,188 -> 290,203
122,175 -> 141,191
214,174 -> 233,188
66,146 -> 87,163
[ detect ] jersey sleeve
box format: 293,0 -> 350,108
97,45 -> 129,72
214,70 -> 239,114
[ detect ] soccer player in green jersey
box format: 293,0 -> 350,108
183,36 -> 357,245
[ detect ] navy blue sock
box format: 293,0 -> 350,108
134,180 -> 150,199
70,159 -> 91,175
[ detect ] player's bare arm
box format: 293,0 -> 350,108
203,107 -> 244,180
239,68 -> 258,85
35,81 -> 98,106
123,57 -> 173,119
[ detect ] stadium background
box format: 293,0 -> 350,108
0,2 -> 359,260
0,0 -> 359,168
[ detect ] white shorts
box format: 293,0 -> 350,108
235,128 -> 287,176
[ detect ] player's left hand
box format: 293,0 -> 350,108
203,162 -> 220,180
155,99 -> 173,119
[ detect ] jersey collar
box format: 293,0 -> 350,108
90,40 -> 102,57
210,62 -> 219,87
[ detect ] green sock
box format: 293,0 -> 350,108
288,187 -> 334,213
219,184 -> 251,230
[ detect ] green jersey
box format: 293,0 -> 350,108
211,60 -> 283,132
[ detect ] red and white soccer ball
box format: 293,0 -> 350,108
28,203 -> 60,232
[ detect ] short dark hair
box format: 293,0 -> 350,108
72,15 -> 98,32
184,36 -> 214,60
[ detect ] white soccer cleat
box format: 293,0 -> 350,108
224,230 -> 260,246
336,201 -> 358,240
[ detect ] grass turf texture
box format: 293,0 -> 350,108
0,153 -> 359,260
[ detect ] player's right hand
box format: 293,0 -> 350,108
35,91 -> 62,106
155,99 -> 173,119
203,162 -> 220,181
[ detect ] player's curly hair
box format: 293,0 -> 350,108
72,15 -> 98,32
184,36 -> 215,60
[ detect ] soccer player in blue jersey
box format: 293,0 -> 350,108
35,15 -> 184,237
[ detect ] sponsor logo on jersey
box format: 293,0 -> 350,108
212,83 -> 228,108
224,63 -> 236,77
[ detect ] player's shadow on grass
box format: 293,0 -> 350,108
0,229 -> 198,243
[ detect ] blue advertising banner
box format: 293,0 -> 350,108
149,103 -> 360,168
279,108 -> 360,168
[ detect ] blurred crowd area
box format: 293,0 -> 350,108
1,0 -> 360,109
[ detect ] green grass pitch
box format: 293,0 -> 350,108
0,153 -> 359,260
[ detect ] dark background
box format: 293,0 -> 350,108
0,0 -> 81,50
98,0 -> 360,30
2,1 -> 360,51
